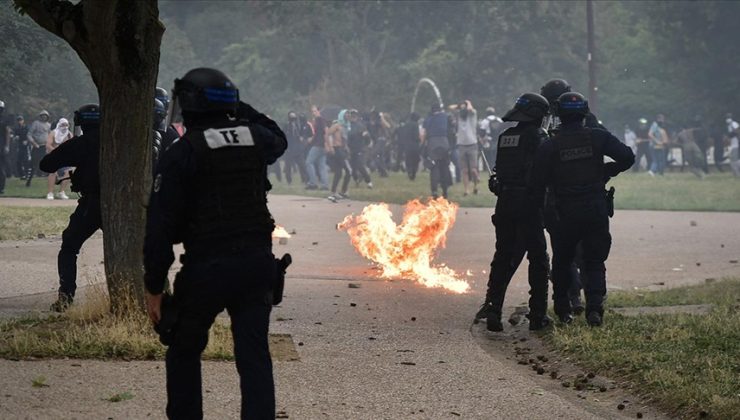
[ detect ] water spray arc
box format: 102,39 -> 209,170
411,78 -> 444,114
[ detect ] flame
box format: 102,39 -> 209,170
337,197 -> 470,293
272,225 -> 292,239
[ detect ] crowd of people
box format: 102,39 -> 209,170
624,112 -> 740,178
266,100 -> 513,201
0,103 -> 74,198
266,103 -> 740,203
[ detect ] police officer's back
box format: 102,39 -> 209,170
477,93 -> 552,332
531,92 -> 634,326
40,104 -> 102,311
143,68 -> 287,419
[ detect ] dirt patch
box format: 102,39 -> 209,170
471,315 -> 666,420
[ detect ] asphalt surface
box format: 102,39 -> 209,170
1,194 -> 739,419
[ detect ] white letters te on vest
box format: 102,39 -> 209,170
204,126 -> 255,149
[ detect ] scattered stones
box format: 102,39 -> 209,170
699,410 -> 708,418
411,317 -> 416,321
617,403 -> 625,410
37,233 -> 45,239
289,229 -> 297,235
587,372 -> 595,379
450,412 -> 461,417
311,241 -> 319,245
536,367 -> 545,375
690,220 -> 697,227
550,371 -> 558,379
721,243 -> 725,248
636,412 -> 643,419
298,342 -> 304,346
350,303 -> 357,307
730,260 -> 738,264
561,381 -> 571,388
399,362 -> 416,366
599,386 -> 607,393
276,410 -> 289,419
537,355 -> 548,362
348,283 -> 361,289
517,360 -> 528,366
367,337 -> 376,340
696,262 -> 701,266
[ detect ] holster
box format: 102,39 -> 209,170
155,292 -> 179,346
273,253 -> 292,305
606,186 -> 615,218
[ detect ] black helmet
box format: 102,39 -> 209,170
173,67 -> 239,114
556,92 -> 589,118
154,98 -> 166,127
541,78 -> 571,105
502,93 -> 549,122
155,87 -> 170,109
74,104 -> 101,126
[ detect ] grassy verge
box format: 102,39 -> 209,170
0,206 -> 73,240
268,170 -> 740,211
545,279 -> 740,419
0,285 -> 297,361
1,177 -> 65,199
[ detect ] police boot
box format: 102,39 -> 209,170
528,314 -> 553,331
586,310 -> 603,327
486,309 -> 504,332
475,302 -> 494,320
50,292 -> 73,313
571,296 -> 585,316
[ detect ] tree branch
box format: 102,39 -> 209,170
13,0 -> 79,43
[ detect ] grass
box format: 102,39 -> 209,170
0,206 -> 74,240
0,284 -> 296,361
268,169 -> 740,211
1,177 -> 71,199
3,169 -> 739,211
545,278 -> 740,419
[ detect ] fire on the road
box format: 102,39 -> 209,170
337,197 -> 470,293
272,225 -> 292,239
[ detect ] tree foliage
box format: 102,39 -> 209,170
4,1 -> 737,132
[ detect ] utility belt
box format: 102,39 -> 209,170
182,231 -> 272,262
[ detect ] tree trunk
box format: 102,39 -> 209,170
14,0 -> 164,314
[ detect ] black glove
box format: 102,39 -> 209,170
154,292 -> 178,346
273,253 -> 292,305
488,175 -> 499,195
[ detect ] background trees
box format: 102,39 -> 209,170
5,1 -> 738,132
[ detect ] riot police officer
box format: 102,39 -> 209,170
144,68 -> 287,419
156,86 -> 181,151
475,93 -> 552,332
40,104 -> 102,311
540,78 -> 608,315
531,92 -> 634,326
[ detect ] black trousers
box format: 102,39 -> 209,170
549,197 -> 611,317
283,152 -> 307,185
167,249 -> 275,420
404,147 -> 420,180
429,155 -> 451,196
26,146 -> 46,185
349,149 -> 371,184
633,141 -> 652,172
486,195 -> 550,318
328,148 -> 351,195
59,196 -> 102,297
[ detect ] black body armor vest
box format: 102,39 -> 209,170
495,126 -> 543,186
551,128 -> 604,194
184,125 -> 274,251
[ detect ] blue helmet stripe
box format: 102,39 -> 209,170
559,101 -> 587,109
204,88 -> 238,103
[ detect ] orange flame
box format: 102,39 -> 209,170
337,197 -> 470,293
272,225 -> 292,239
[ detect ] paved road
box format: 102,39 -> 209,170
1,194 -> 738,419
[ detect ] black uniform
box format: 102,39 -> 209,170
485,123 -> 550,323
144,102 -> 286,420
39,128 -> 101,302
0,115 -> 8,192
532,121 -> 634,319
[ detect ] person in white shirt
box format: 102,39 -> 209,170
45,118 -> 73,199
726,114 -> 740,177
456,100 -> 479,195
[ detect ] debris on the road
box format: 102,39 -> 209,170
730,260 -> 738,264
562,381 -> 571,388
311,241 -> 319,245
399,362 -> 416,366
617,403 -> 626,410
37,233 -> 45,239
690,220 -> 697,227
350,303 -> 357,307
348,283 -> 361,289
276,410 -> 289,419
411,317 -> 416,321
